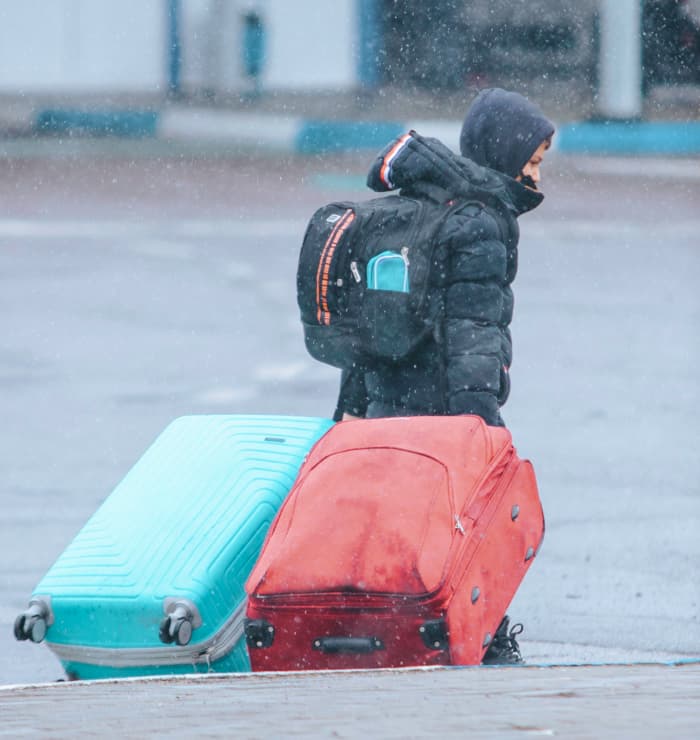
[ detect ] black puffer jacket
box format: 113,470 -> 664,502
336,94 -> 553,426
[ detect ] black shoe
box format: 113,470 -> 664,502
481,615 -> 524,665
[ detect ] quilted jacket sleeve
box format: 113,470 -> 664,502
436,204 -> 514,426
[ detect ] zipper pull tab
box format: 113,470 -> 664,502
401,246 -> 410,266
350,261 -> 361,283
454,515 -> 465,535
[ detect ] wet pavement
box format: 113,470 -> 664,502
0,146 -> 699,733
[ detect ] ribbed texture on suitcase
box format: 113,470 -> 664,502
34,415 -> 333,649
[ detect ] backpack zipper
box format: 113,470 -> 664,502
316,207 -> 356,325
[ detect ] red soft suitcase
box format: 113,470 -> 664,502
244,415 -> 544,671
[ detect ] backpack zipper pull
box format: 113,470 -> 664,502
454,515 -> 465,535
401,246 -> 410,266
350,261 -> 361,283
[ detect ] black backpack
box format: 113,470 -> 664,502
297,192 -> 461,370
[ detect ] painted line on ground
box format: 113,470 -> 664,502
0,219 -> 307,240
1,656 -> 698,693
1,218 -> 697,242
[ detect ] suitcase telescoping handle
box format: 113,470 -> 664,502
312,636 -> 384,654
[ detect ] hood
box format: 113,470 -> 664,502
367,130 -> 543,215
459,88 -> 555,179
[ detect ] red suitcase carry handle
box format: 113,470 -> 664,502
312,636 -> 385,654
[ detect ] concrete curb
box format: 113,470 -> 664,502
6,106 -> 700,156
2,663 -> 699,738
156,108 -> 463,154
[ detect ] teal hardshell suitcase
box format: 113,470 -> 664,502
14,414 -> 333,680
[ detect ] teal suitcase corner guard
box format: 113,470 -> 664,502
14,414 -> 334,680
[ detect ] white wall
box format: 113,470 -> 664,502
0,0 -> 165,94
0,0 -> 358,97
262,0 -> 356,90
180,0 -> 358,95
180,0 -> 248,95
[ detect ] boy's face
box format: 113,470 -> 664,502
517,139 -> 551,190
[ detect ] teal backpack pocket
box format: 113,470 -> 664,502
366,249 -> 410,293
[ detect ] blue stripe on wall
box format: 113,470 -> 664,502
558,121 -> 700,155
357,0 -> 383,88
167,0 -> 182,97
35,110 -> 158,137
296,121 -> 404,154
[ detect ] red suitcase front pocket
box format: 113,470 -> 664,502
250,447 -> 457,598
